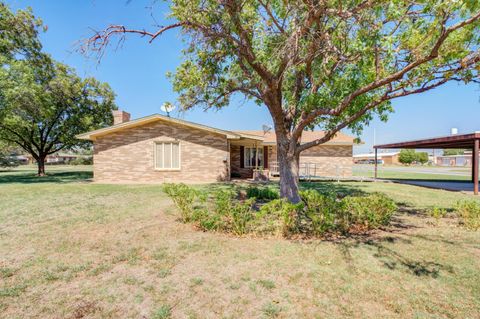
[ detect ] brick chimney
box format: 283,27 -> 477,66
112,110 -> 131,125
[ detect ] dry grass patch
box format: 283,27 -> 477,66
1,168 -> 480,318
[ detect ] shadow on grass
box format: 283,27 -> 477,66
332,233 -> 455,279
0,170 -> 92,184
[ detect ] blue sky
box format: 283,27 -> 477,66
8,0 -> 480,154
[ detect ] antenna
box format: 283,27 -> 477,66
262,124 -> 272,135
160,102 -> 176,117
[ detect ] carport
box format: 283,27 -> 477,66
374,132 -> 480,195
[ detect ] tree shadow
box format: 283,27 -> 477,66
300,181 -> 369,197
332,235 -> 454,279
0,170 -> 92,184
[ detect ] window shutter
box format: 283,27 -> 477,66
240,146 -> 244,168
263,146 -> 268,169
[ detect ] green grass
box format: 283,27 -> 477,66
1,166 -> 480,318
353,165 -> 470,181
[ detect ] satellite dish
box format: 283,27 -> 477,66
160,102 -> 176,116
262,124 -> 272,135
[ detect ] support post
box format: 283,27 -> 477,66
474,140 -> 479,195
374,148 -> 378,179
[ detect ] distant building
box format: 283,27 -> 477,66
436,150 -> 474,167
353,151 -> 400,165
25,153 -> 88,165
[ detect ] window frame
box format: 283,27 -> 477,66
243,146 -> 264,168
154,141 -> 181,171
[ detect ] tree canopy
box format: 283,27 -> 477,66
86,0 -> 480,202
0,2 -> 43,63
0,3 -> 117,175
0,59 -> 116,175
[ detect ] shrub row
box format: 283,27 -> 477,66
163,184 -> 398,237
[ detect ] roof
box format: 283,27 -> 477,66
374,132 -> 480,149
76,114 -> 262,141
77,113 -> 356,145
233,130 -> 356,145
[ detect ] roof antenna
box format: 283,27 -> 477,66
262,124 -> 272,136
160,102 -> 176,117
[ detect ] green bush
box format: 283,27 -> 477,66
256,199 -> 303,237
300,189 -> 339,235
193,208 -> 223,231
456,200 -> 480,230
69,156 -> 93,165
229,198 -> 255,235
427,206 -> 448,220
341,193 -> 397,230
191,190 -> 255,235
246,186 -> 279,200
163,183 -> 199,223
164,184 -> 397,237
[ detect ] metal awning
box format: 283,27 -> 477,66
373,132 -> 480,195
374,132 -> 480,149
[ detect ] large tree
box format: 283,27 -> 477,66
0,59 -> 116,175
0,2 -> 43,64
86,0 -> 480,202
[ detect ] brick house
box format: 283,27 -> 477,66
77,111 -> 356,183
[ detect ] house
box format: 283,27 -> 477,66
353,151 -> 400,165
435,150 -> 474,167
25,153 -> 89,165
76,111 -> 356,183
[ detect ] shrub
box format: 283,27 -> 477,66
69,156 -> 93,165
163,183 -> 199,222
427,206 -> 448,220
256,199 -> 303,236
228,198 -> 255,235
456,200 -> 480,230
300,190 -> 339,235
246,186 -> 279,200
341,193 -> 397,230
193,190 -> 254,235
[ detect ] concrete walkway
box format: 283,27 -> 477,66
392,180 -> 474,193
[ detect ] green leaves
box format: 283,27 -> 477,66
161,0 -> 479,140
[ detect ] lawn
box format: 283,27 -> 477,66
353,164 -> 471,181
1,166 -> 480,318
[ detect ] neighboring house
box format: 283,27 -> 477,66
77,111 -> 356,183
435,151 -> 473,167
353,151 -> 400,165
26,153 -> 88,164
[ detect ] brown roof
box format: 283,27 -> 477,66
374,132 -> 480,149
76,113 -> 355,145
233,130 -> 356,145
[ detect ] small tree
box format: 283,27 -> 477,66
399,149 -> 416,165
0,59 -> 116,175
415,152 -> 429,165
443,149 -> 465,156
85,1 -> 480,202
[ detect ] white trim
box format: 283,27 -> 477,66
153,141 -> 181,171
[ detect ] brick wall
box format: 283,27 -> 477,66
299,145 -> 353,177
233,144 -> 353,178
93,121 -> 229,183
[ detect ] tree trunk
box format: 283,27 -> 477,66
277,141 -> 301,203
37,155 -> 46,176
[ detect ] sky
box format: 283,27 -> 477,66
7,0 -> 480,154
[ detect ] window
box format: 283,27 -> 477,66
244,147 -> 263,168
155,142 -> 180,170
